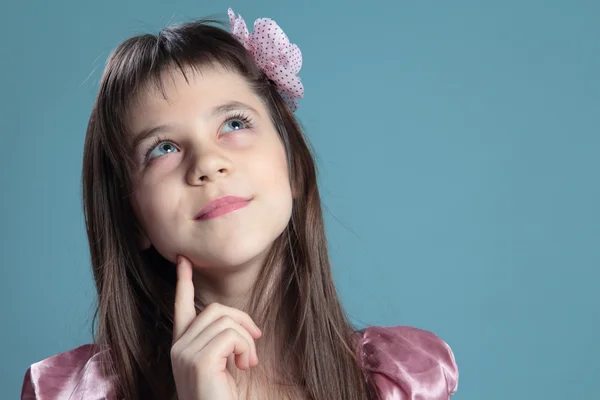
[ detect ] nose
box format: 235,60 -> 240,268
186,149 -> 234,185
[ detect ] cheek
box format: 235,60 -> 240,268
253,143 -> 291,195
247,141 -> 293,230
132,182 -> 178,228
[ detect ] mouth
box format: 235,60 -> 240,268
194,195 -> 252,221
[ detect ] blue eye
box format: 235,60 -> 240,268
221,112 -> 255,133
142,112 -> 255,163
144,138 -> 178,162
222,118 -> 247,133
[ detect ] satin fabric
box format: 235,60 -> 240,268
354,326 -> 458,400
21,344 -> 116,400
21,326 -> 458,399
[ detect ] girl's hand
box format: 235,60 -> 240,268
170,255 -> 262,400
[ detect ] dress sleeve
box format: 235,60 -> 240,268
356,325 -> 458,400
21,344 -> 115,400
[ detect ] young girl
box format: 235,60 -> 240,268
21,8 -> 458,400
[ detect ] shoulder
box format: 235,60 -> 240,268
353,325 -> 459,400
21,343 -> 116,399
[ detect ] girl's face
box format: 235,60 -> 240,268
126,64 -> 293,271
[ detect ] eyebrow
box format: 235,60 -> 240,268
131,100 -> 259,153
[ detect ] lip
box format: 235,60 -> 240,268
194,195 -> 252,221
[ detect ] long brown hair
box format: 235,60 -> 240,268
82,13 -> 380,400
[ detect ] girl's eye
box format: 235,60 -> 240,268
222,118 -> 247,133
144,138 -> 178,162
220,112 -> 254,134
143,113 -> 255,163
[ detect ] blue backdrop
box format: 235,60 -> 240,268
2,1 -> 598,398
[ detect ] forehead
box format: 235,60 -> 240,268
127,64 -> 260,129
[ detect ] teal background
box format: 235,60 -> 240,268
2,0 -> 598,398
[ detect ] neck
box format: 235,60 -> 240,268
190,248 -> 300,396
191,246 -> 271,310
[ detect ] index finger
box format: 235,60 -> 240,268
172,255 -> 197,345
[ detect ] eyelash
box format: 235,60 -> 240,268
142,112 -> 255,163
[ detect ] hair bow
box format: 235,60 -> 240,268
228,8 -> 304,112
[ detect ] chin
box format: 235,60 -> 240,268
183,198 -> 292,269
188,238 -> 274,270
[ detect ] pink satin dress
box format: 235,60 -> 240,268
21,325 -> 458,399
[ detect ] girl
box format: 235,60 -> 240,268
21,8 -> 458,400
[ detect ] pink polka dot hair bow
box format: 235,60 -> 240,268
228,8 -> 304,112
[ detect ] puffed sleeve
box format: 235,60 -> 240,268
355,326 -> 458,400
21,344 -> 116,400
